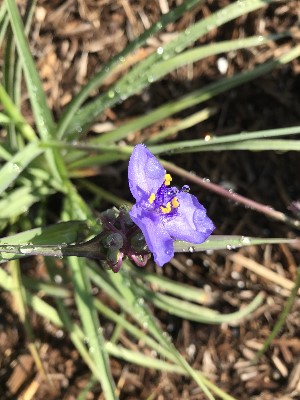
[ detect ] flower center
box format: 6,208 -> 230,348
148,174 -> 188,215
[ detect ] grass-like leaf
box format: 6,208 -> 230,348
56,0 -> 203,139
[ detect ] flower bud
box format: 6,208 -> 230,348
101,233 -> 123,249
130,231 -> 148,252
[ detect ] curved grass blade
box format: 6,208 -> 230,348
255,267 -> 300,359
67,0 -> 277,137
56,0 -> 203,139
4,0 -> 55,138
148,126 -> 300,154
91,46 -> 300,146
0,83 -> 38,141
0,3 -> 9,47
132,269 -> 211,304
141,290 -> 264,324
0,142 -> 42,194
67,256 -> 117,400
174,235 -> 298,252
190,139 -> 300,152
95,35 -> 286,130
146,107 -> 218,144
0,220 -> 87,245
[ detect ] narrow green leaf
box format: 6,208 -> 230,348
0,83 -> 38,141
142,290 -> 264,324
67,0 -> 276,137
4,0 -> 55,138
0,143 -> 42,194
148,126 -> 300,154
56,0 -> 203,139
92,47 -> 300,145
68,257 -> 117,400
174,235 -> 297,252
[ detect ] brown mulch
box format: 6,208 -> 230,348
1,0 -> 300,399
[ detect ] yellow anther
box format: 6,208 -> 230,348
160,202 -> 171,214
149,193 -> 156,204
164,174 -> 172,186
171,197 -> 179,208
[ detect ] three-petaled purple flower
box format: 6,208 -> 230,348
128,144 -> 215,266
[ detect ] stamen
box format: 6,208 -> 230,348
149,193 -> 156,204
164,174 -> 172,186
171,197 -> 179,208
161,202 -> 171,214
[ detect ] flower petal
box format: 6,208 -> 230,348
163,192 -> 215,243
128,144 -> 165,202
129,204 -> 174,266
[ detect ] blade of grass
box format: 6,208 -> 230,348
255,266 -> 300,359
0,83 -> 38,141
97,34 -> 286,127
110,264 -> 216,399
146,106 -> 218,144
185,139 -> 300,152
141,289 -> 264,324
68,0 -> 278,137
4,0 -> 69,187
132,269 -> 211,304
0,142 -> 43,194
148,126 -> 300,154
0,3 -> 9,47
174,236 -> 298,252
4,0 -> 54,137
9,259 -> 50,384
92,46 -> 300,146
67,257 -> 117,400
56,0 -> 203,139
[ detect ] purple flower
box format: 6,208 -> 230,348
128,144 -> 215,266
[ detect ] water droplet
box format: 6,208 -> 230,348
118,56 -> 125,63
182,185 -> 190,192
56,329 -> 64,338
217,57 -> 228,75
257,35 -> 264,43
19,246 -> 34,254
175,46 -> 183,54
188,246 -> 195,253
9,163 -> 21,173
237,0 -> 246,8
241,236 -> 251,245
156,47 -> 164,55
226,245 -> 233,250
147,75 -> 154,83
184,28 -> 191,35
75,125 -> 82,134
108,90 -> 115,99
137,298 -> 145,306
165,248 -> 173,256
202,177 -> 210,183
142,321 -> 148,329
54,275 -> 63,284
83,337 -> 89,345
204,134 -> 212,141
